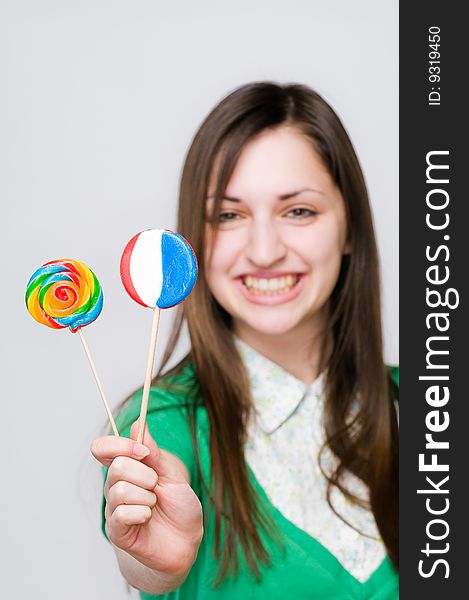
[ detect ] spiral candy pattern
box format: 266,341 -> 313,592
25,259 -> 103,333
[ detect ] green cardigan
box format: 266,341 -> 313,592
102,364 -> 399,599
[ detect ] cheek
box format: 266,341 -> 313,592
204,230 -> 242,282
289,226 -> 345,268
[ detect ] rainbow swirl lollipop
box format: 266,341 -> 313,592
25,259 -> 103,333
25,258 -> 117,434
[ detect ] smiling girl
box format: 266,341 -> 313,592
91,82 -> 399,599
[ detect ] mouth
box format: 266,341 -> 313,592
234,272 -> 306,306
241,274 -> 301,296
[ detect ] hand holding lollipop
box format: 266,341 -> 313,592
120,229 -> 198,443
25,259 -> 119,435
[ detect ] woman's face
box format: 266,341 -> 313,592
204,125 -> 350,339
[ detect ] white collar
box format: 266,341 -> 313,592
234,337 -> 326,435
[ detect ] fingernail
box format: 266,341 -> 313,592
133,443 -> 150,458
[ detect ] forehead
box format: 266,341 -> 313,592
210,126 -> 336,200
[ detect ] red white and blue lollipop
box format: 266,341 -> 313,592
120,229 -> 197,309
120,229 -> 198,442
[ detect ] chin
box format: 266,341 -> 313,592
238,315 -> 302,337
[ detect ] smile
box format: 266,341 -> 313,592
242,274 -> 301,295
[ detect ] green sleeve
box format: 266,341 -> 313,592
117,384 -> 198,477
389,365 -> 399,388
386,364 -> 399,389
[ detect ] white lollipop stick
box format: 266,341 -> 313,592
137,308 -> 161,444
78,329 -> 119,436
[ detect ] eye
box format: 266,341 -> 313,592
286,207 -> 317,219
218,211 -> 241,222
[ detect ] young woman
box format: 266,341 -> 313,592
91,82 -> 399,599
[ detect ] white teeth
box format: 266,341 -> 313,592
242,275 -> 299,294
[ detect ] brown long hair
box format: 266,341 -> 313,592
133,82 -> 398,581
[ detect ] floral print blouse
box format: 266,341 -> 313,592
235,338 -> 387,582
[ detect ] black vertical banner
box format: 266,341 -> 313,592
400,2 -> 467,598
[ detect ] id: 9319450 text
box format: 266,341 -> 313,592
428,26 -> 441,106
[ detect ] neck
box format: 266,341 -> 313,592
234,316 -> 330,385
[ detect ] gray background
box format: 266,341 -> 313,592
1,1 -> 398,598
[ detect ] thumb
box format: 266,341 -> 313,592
129,418 -> 186,482
129,418 -> 161,470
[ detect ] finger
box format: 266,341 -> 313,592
107,505 -> 152,548
91,435 -> 150,467
104,456 -> 158,498
107,480 -> 157,516
105,499 -> 111,523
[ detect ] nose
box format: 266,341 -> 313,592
244,219 -> 287,267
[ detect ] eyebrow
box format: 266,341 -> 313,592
279,188 -> 324,200
207,188 -> 324,203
